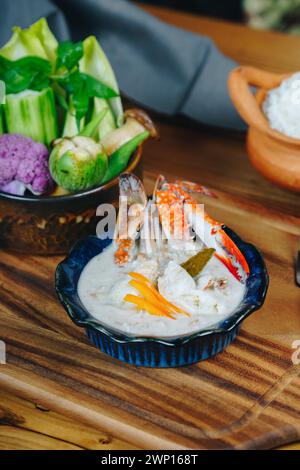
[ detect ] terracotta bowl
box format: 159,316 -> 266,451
0,146 -> 143,255
228,66 -> 300,193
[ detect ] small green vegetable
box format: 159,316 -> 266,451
0,18 -> 58,63
52,38 -> 120,130
0,20 -> 123,142
56,41 -> 84,72
80,36 -> 123,127
79,108 -> 108,137
101,131 -> 149,184
181,248 -> 216,277
28,18 -> 58,65
90,98 -> 116,140
62,104 -> 85,138
54,66 -> 119,130
99,109 -> 157,184
0,55 -> 51,94
49,135 -> 108,191
4,87 -> 58,145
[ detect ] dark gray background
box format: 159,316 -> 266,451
0,0 -> 245,130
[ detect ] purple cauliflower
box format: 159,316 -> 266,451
0,134 -> 54,196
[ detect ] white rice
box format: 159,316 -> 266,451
263,72 -> 300,139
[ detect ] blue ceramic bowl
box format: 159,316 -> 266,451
55,227 -> 268,368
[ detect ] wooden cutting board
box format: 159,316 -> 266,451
0,119 -> 300,449
1,5 -> 300,450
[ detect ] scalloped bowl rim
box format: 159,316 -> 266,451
55,227 -> 269,347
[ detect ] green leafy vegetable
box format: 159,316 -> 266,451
101,131 -> 149,184
83,73 -> 118,100
0,55 -> 51,94
56,71 -> 118,101
181,248 -> 216,277
56,40 -> 84,71
0,50 -> 119,132
80,36 -> 123,127
65,73 -> 89,126
55,70 -> 118,128
0,18 -> 158,191
53,36 -> 122,131
0,20 -> 124,143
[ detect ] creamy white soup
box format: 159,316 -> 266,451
78,241 -> 246,338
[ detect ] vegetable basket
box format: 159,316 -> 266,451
0,145 -> 142,255
0,19 -> 156,254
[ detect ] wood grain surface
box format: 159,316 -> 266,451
142,4 -> 300,73
0,391 -> 136,450
1,5 -> 300,450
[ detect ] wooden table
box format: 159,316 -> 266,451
1,5 -> 300,450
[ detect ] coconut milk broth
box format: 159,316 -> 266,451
78,241 -> 246,338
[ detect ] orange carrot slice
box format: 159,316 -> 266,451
128,272 -> 154,285
128,272 -> 191,318
129,279 -> 177,314
129,279 -> 175,319
129,273 -> 190,317
124,294 -> 175,319
129,279 -> 163,307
